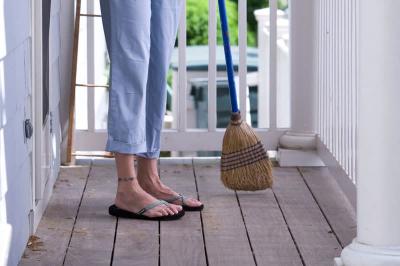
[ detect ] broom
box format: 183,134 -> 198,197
218,0 -> 273,191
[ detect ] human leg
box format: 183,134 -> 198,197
99,0 -> 183,218
105,0 -> 150,154
134,0 -> 203,210
135,0 -> 183,159
99,0 -> 111,53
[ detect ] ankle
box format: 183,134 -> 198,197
116,176 -> 140,192
115,185 -> 143,204
138,175 -> 162,188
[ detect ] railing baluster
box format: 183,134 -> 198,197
324,0 -> 328,144
345,0 -> 350,176
208,0 -> 217,131
327,0 -> 331,150
322,0 -> 327,143
339,0 -> 344,165
345,1 -> 354,179
336,0 -> 346,166
318,0 -> 321,138
316,0 -> 358,183
320,0 -> 324,139
338,0 -> 341,162
340,0 -> 347,175
333,0 -> 337,158
332,0 -> 335,158
353,0 -> 359,183
87,0 -> 95,133
238,0 -> 248,122
178,1 -> 187,132
269,0 -> 277,129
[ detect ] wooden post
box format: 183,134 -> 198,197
66,0 -> 81,165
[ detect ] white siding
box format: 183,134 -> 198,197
0,0 -> 33,264
0,0 -> 73,264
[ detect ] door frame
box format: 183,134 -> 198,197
31,0 -> 60,232
31,0 -> 43,232
31,0 -> 53,232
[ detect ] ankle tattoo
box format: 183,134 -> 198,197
117,177 -> 135,182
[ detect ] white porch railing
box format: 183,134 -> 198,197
315,0 -> 358,183
74,0 -> 289,153
73,0 -> 359,187
255,8 -> 290,129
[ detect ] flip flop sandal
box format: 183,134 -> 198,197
108,200 -> 185,221
164,194 -> 204,212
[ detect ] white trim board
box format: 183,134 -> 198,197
75,128 -> 288,152
317,137 -> 357,211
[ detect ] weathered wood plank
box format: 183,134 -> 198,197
237,188 -> 303,265
112,158 -> 159,266
273,167 -> 342,266
159,161 -> 207,266
63,165 -> 117,266
19,166 -> 90,266
298,167 -> 356,247
193,161 -> 255,266
112,218 -> 159,266
20,161 -> 357,266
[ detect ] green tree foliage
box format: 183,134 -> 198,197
186,0 -> 209,46
186,0 -> 238,46
185,0 -> 288,47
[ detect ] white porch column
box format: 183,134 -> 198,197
336,1 -> 400,265
289,0 -> 316,134
278,0 -> 323,166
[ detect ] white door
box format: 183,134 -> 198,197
31,0 -> 53,230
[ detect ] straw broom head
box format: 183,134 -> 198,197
221,112 -> 273,191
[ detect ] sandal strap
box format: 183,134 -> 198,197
164,193 -> 191,205
137,200 -> 168,215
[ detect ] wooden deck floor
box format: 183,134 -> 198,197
19,159 -> 356,266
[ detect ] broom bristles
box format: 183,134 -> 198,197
221,112 -> 273,191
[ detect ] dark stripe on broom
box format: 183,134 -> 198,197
218,0 -> 273,191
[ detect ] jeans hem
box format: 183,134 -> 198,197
105,137 -> 160,158
135,151 -> 160,159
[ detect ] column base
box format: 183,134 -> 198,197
277,131 -> 325,167
335,239 -> 400,266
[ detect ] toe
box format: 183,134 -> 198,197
188,198 -> 202,206
168,205 -> 178,214
169,203 -> 182,213
160,208 -> 169,216
154,211 -> 165,218
166,207 -> 175,215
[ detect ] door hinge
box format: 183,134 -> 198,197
24,118 -> 33,141
49,111 -> 53,134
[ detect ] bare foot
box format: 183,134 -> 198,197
136,157 -> 203,208
115,177 -> 183,218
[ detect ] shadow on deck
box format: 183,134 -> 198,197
19,158 -> 356,266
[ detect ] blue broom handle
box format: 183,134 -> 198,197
218,0 -> 240,114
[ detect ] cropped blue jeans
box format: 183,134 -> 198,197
100,0 -> 182,158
